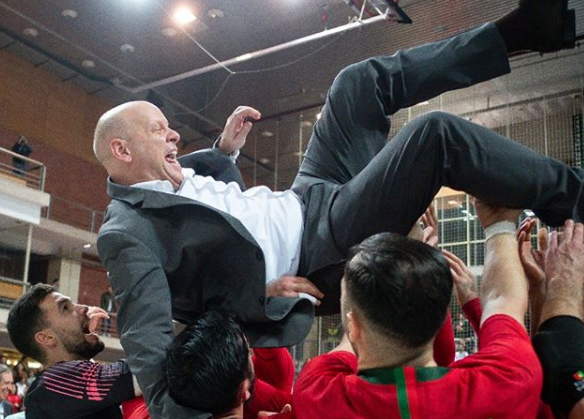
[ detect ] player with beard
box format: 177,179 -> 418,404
6,284 -> 141,419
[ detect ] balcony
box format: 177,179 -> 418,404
0,147 -> 124,361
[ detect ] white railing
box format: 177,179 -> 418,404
43,195 -> 104,234
0,146 -> 46,191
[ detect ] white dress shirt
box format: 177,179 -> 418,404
133,168 -> 304,284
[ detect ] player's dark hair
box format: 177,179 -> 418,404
344,232 -> 452,348
166,311 -> 252,415
7,284 -> 55,364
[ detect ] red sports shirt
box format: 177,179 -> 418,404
293,315 -> 543,419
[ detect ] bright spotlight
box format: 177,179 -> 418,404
174,7 -> 197,25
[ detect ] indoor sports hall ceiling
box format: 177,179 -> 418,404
0,0 -> 582,186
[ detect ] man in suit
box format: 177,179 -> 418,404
94,2 -> 579,418
0,365 -> 14,418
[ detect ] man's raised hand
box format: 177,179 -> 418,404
443,249 -> 478,306
517,218 -> 547,287
218,106 -> 261,154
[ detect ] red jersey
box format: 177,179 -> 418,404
245,348 -> 294,419
294,315 -> 543,419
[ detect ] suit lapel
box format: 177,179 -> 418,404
107,177 -> 262,250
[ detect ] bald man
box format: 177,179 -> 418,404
95,5 -> 579,418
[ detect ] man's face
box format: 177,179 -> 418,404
0,372 -> 13,400
123,103 -> 184,189
41,293 -> 104,360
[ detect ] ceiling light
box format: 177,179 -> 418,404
120,44 -> 135,53
208,9 -> 224,19
23,28 -> 39,37
292,151 -> 303,157
316,112 -> 322,119
261,131 -> 274,137
414,101 -> 429,107
83,243 -> 92,249
173,7 -> 197,25
62,9 -> 78,19
161,27 -> 178,38
259,158 -> 271,164
82,60 -> 96,68
235,53 -> 253,62
447,200 -> 459,206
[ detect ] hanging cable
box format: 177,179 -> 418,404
232,30 -> 348,75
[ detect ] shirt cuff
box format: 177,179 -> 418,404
213,136 -> 240,164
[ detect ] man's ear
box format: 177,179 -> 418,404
35,329 -> 58,350
346,310 -> 362,343
109,138 -> 132,163
240,378 -> 252,402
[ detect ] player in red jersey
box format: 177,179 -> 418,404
293,200 -> 542,419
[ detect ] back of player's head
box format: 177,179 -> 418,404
343,232 -> 452,348
7,284 -> 55,364
166,311 -> 252,416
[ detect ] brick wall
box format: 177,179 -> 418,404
78,261 -> 109,308
0,48 -> 113,300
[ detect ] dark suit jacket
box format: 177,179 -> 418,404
1,400 -> 13,417
97,148 -> 313,419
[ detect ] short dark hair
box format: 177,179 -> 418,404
166,311 -> 251,415
344,232 -> 452,348
7,284 -> 55,364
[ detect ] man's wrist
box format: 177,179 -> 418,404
214,135 -> 232,153
213,135 -> 240,162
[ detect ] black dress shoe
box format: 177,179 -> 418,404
520,0 -> 576,52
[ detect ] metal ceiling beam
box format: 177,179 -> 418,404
118,13 -> 394,94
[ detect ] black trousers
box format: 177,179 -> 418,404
293,23 -> 584,314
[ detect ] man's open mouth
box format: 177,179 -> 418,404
165,150 -> 177,163
83,321 -> 99,341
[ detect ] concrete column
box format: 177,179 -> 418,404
47,252 -> 82,303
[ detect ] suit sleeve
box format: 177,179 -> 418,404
178,148 -> 246,190
97,230 -> 211,419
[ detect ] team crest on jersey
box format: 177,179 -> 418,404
573,370 -> 584,392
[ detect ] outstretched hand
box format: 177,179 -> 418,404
218,106 -> 261,154
421,205 -> 439,247
408,205 -> 439,247
267,276 -> 324,306
517,218 -> 547,287
540,220 -> 584,322
544,220 -> 584,283
443,249 -> 478,306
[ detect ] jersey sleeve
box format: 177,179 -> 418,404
461,297 -> 482,333
450,315 -> 543,416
